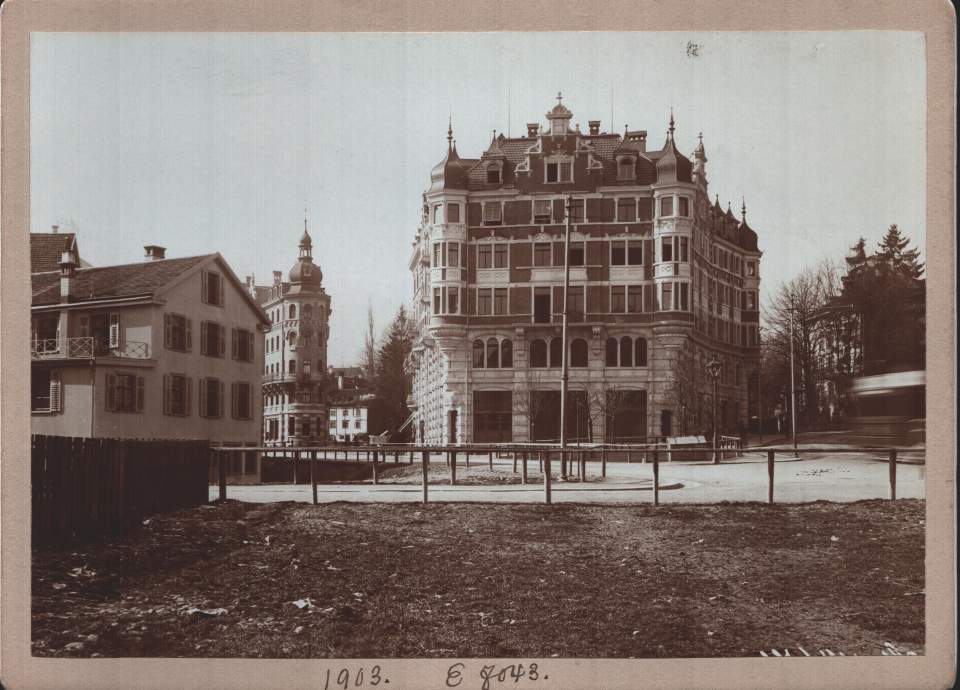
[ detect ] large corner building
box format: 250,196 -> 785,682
407,95 -> 762,445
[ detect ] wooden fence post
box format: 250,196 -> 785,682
652,450 -> 659,506
372,450 -> 379,485
465,451 -> 470,468
421,450 -> 430,504
513,453 -> 518,473
627,449 -> 632,464
217,450 -> 227,502
450,450 -> 457,486
311,450 -> 318,505
293,450 -> 300,485
601,448 -> 607,478
543,452 -> 552,505
488,450 -> 493,470
767,449 -> 775,504
521,452 -> 528,484
889,449 -> 897,500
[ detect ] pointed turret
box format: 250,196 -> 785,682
655,110 -> 693,183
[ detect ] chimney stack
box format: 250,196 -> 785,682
272,270 -> 283,285
526,122 -> 540,137
144,245 -> 166,261
59,250 -> 77,302
51,224 -> 59,234
588,120 -> 601,135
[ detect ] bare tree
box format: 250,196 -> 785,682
666,345 -> 703,436
586,381 -> 638,444
511,368 -> 553,443
362,300 -> 377,382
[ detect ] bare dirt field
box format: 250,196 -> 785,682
32,499 -> 924,658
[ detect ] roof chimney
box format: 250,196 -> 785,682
144,245 -> 166,261
59,250 -> 77,302
51,224 -> 59,234
526,122 -> 540,138
272,270 -> 283,285
588,120 -> 601,135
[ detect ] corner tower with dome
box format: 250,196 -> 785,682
253,225 -> 332,447
406,94 -> 762,445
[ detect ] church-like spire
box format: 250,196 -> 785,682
447,116 -> 453,151
668,108 -> 675,140
741,197 -> 747,221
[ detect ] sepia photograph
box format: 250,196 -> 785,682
1,2 -> 955,690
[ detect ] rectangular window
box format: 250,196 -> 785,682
106,372 -> 144,413
617,198 -> 636,222
448,242 -> 459,268
533,243 -> 552,266
232,328 -> 254,362
482,202 -> 502,225
627,241 -> 643,265
611,286 -> 626,313
433,204 -> 443,224
478,244 -> 492,269
200,378 -> 224,418
661,283 -> 674,311
747,261 -> 756,276
568,242 -> 585,266
533,199 -> 552,223
447,203 -> 460,223
567,286 -> 584,318
163,374 -> 191,416
494,288 -> 508,315
662,237 -> 674,262
31,370 -> 61,412
746,291 -> 757,310
494,244 -> 508,268
568,198 -> 584,223
433,287 -> 441,314
200,321 -> 226,357
679,237 -> 689,262
679,283 -> 690,311
478,289 -> 492,316
432,243 -> 441,266
611,240 -> 626,265
232,381 -> 253,420
678,197 -> 690,216
559,161 -> 572,182
659,197 -> 674,217
201,270 -> 224,306
533,287 -> 551,323
448,287 -> 459,314
638,198 -> 654,220
546,162 -> 559,182
627,285 -> 643,313
164,313 -> 192,352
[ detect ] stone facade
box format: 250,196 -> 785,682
408,97 -> 761,445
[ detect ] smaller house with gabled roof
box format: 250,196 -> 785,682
31,241 -> 269,482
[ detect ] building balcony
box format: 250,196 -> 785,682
31,337 -> 150,361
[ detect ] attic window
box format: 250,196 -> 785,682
618,157 -> 635,180
546,161 -> 572,184
486,163 -> 501,184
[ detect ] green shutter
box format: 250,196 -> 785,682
218,324 -> 225,358
162,374 -> 170,415
186,318 -> 193,351
199,378 -> 207,418
200,321 -> 207,355
232,328 -> 238,360
164,313 -> 171,349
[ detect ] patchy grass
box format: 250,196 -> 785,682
32,499 -> 924,658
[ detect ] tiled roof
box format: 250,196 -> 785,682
32,255 -> 210,306
31,233 -> 78,273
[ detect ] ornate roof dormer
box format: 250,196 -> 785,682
429,119 -> 472,192
655,110 -> 693,183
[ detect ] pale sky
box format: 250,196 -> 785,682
30,32 -> 925,365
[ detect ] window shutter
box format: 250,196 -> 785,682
218,325 -> 225,357
164,314 -> 172,349
200,321 -> 208,355
109,313 -> 120,349
218,381 -> 225,417
49,376 -> 62,413
163,374 -> 170,414
136,376 -> 145,412
186,377 -> 193,416
232,328 -> 238,360
247,332 -> 255,362
231,382 -> 238,419
105,373 -> 116,411
200,379 -> 207,418
201,270 -> 209,303
218,275 -> 225,306
247,384 -> 253,420
186,318 -> 193,351
79,315 -> 90,338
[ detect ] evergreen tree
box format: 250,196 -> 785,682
876,224 -> 924,279
371,305 -> 414,439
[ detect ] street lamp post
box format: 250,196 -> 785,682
706,357 -> 722,464
789,308 -> 798,457
558,195 -> 573,479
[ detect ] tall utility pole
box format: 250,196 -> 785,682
559,195 -> 573,479
789,308 -> 798,456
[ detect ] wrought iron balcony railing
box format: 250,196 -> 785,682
31,337 -> 150,360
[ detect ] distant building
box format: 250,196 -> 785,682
324,366 -> 378,442
30,240 -> 269,483
31,226 -> 92,272
407,95 -> 762,444
253,227 -> 332,447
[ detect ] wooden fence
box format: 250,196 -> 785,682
32,435 -> 209,547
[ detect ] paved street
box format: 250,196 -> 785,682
212,451 -> 925,504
